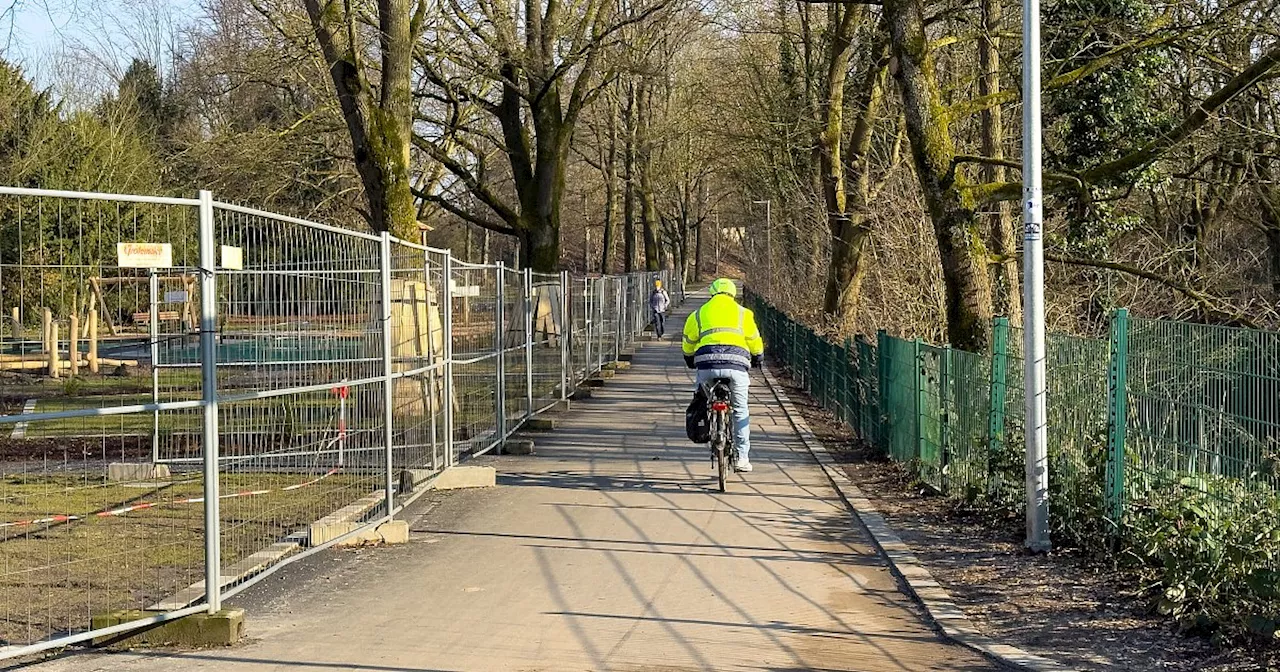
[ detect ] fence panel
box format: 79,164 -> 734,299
0,189 -> 210,653
1125,318 -> 1280,521
1,185 -> 670,659
449,261 -> 499,456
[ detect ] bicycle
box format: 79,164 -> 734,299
706,378 -> 738,492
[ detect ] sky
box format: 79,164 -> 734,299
1,0 -> 202,94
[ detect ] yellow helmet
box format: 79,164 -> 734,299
654,280 -> 662,289
709,278 -> 737,297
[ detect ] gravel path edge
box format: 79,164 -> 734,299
760,365 -> 1075,672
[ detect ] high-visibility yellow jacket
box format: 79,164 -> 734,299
681,294 -> 764,371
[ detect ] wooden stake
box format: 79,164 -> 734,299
49,321 -> 60,379
83,292 -> 96,338
69,314 -> 80,376
89,309 -> 99,374
90,278 -> 118,336
42,308 -> 52,354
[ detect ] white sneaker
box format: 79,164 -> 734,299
734,461 -> 753,473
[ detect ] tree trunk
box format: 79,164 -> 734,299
693,216 -> 703,282
1266,222 -> 1280,298
622,82 -> 637,273
303,0 -> 418,239
600,94 -> 619,273
884,0 -> 993,351
637,81 -> 660,272
979,0 -> 1021,323
1258,166 -> 1280,296
821,12 -> 887,331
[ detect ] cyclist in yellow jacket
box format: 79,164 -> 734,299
682,278 -> 765,472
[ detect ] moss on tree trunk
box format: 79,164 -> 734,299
885,0 -> 993,351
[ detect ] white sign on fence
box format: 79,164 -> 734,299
450,279 -> 481,297
220,245 -> 244,270
164,291 -> 189,303
117,243 -> 173,269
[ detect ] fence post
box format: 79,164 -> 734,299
559,270 -> 569,400
149,270 -> 160,462
596,278 -> 605,373
940,346 -> 953,494
988,317 -> 1010,496
443,252 -> 456,467
379,232 -> 395,515
876,330 -> 888,452
843,338 -> 853,425
197,189 -> 222,614
914,338 -> 924,463
586,275 -> 593,376
422,247 -> 438,471
524,268 -> 534,419
495,262 -> 507,449
1106,308 -> 1130,531
613,277 -> 623,362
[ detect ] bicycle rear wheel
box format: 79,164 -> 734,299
714,410 -> 729,492
716,440 -> 727,492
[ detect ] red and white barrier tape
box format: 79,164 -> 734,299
0,469 -> 340,530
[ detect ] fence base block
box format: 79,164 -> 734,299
432,465 -> 496,490
525,417 -> 558,431
603,361 -> 631,371
335,520 -> 409,548
107,463 -> 171,481
503,439 -> 535,455
571,386 -> 595,399
91,609 -> 245,648
307,491 -> 387,546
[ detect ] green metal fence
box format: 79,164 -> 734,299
748,293 -> 1280,550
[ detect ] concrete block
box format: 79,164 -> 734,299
548,399 -> 571,412
335,520 -> 409,548
571,386 -> 594,399
504,439 -> 535,455
107,463 -> 171,482
309,521 -> 361,547
584,378 -> 607,388
400,468 -> 438,493
597,368 -> 616,379
433,465 -> 496,490
618,352 -> 635,362
307,490 -> 386,546
604,361 -> 631,371
526,417 -> 558,431
92,609 -> 244,648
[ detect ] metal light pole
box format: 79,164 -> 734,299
1022,0 -> 1050,552
752,199 -> 771,293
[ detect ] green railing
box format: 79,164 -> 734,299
748,293 -> 1280,550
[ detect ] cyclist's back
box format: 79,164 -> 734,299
681,279 -> 764,472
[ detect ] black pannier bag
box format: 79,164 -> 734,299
685,386 -> 711,443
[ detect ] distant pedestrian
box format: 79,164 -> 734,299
649,280 -> 671,339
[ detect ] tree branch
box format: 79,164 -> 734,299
413,188 -> 517,236
1044,252 -> 1262,329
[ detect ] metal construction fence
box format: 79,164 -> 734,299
0,186 -> 681,658
747,293 -> 1280,550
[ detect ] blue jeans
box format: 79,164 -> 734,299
652,310 -> 666,337
696,368 -> 751,463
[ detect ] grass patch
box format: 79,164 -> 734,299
0,470 -> 376,647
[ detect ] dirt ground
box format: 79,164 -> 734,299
776,373 -> 1277,672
